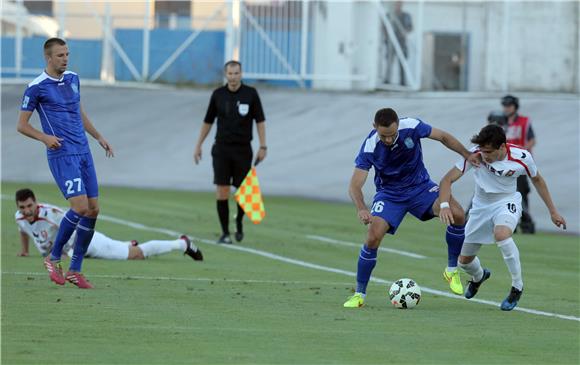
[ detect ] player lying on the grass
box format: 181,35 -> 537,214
344,108 -> 480,308
438,124 -> 566,311
14,189 -> 203,263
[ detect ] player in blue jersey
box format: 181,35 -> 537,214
17,38 -> 114,289
344,108 -> 479,307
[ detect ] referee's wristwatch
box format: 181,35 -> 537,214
259,146 -> 268,150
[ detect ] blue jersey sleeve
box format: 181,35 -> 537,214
415,119 -> 432,139
355,142 -> 372,171
20,85 -> 40,112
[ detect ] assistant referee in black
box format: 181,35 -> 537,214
194,60 -> 267,244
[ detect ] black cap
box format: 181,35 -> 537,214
501,95 -> 519,109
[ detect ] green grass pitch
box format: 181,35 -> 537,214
1,182 -> 578,364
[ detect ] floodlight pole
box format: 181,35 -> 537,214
57,0 -> 66,38
142,0 -> 152,81
300,0 -> 309,80
15,0 -> 23,78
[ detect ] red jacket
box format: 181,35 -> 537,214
505,115 -> 532,148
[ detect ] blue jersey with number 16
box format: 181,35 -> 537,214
355,117 -> 433,202
20,71 -> 89,159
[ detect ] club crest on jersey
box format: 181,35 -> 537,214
71,83 -> 79,94
404,137 -> 414,149
238,103 -> 249,116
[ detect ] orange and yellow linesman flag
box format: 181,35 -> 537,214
234,167 -> 265,224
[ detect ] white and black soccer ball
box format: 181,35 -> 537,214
389,278 -> 421,309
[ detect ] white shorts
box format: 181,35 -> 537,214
67,231 -> 130,260
464,193 -> 522,245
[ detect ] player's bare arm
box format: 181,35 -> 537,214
349,168 -> 372,225
530,172 -> 567,230
254,121 -> 267,165
429,128 -> 480,167
194,122 -> 213,164
18,231 -> 30,257
81,105 -> 114,158
17,110 -> 62,149
438,167 -> 464,226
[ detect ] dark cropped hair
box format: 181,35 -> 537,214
44,37 -> 66,55
471,124 -> 506,149
224,60 -> 242,71
374,108 -> 399,128
15,188 -> 36,203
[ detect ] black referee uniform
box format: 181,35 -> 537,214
203,83 -> 265,242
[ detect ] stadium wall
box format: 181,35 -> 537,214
309,1 -> 579,92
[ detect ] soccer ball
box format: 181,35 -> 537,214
389,278 -> 421,309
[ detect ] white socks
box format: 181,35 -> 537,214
459,257 -> 484,282
497,237 -> 523,291
138,239 -> 187,258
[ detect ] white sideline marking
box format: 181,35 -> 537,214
306,234 -> 427,259
1,272 -> 355,287
2,196 -> 578,322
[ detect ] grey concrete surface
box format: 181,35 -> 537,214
2,83 -> 578,233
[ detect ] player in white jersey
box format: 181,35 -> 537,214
438,125 -> 566,310
15,189 -> 203,262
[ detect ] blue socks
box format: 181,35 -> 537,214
446,224 -> 465,269
50,209 -> 81,261
356,245 -> 378,294
69,216 -> 97,272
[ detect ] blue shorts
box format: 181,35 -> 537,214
47,153 -> 99,199
371,181 -> 439,235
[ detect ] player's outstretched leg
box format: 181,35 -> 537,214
444,224 -> 465,295
137,236 -> 203,261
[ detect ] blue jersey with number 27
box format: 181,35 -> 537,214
355,117 -> 434,202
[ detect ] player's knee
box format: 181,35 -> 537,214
494,226 -> 512,242
452,211 -> 466,225
450,201 -> 466,225
458,255 -> 474,265
86,205 -> 100,218
73,205 -> 89,216
366,232 -> 383,249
